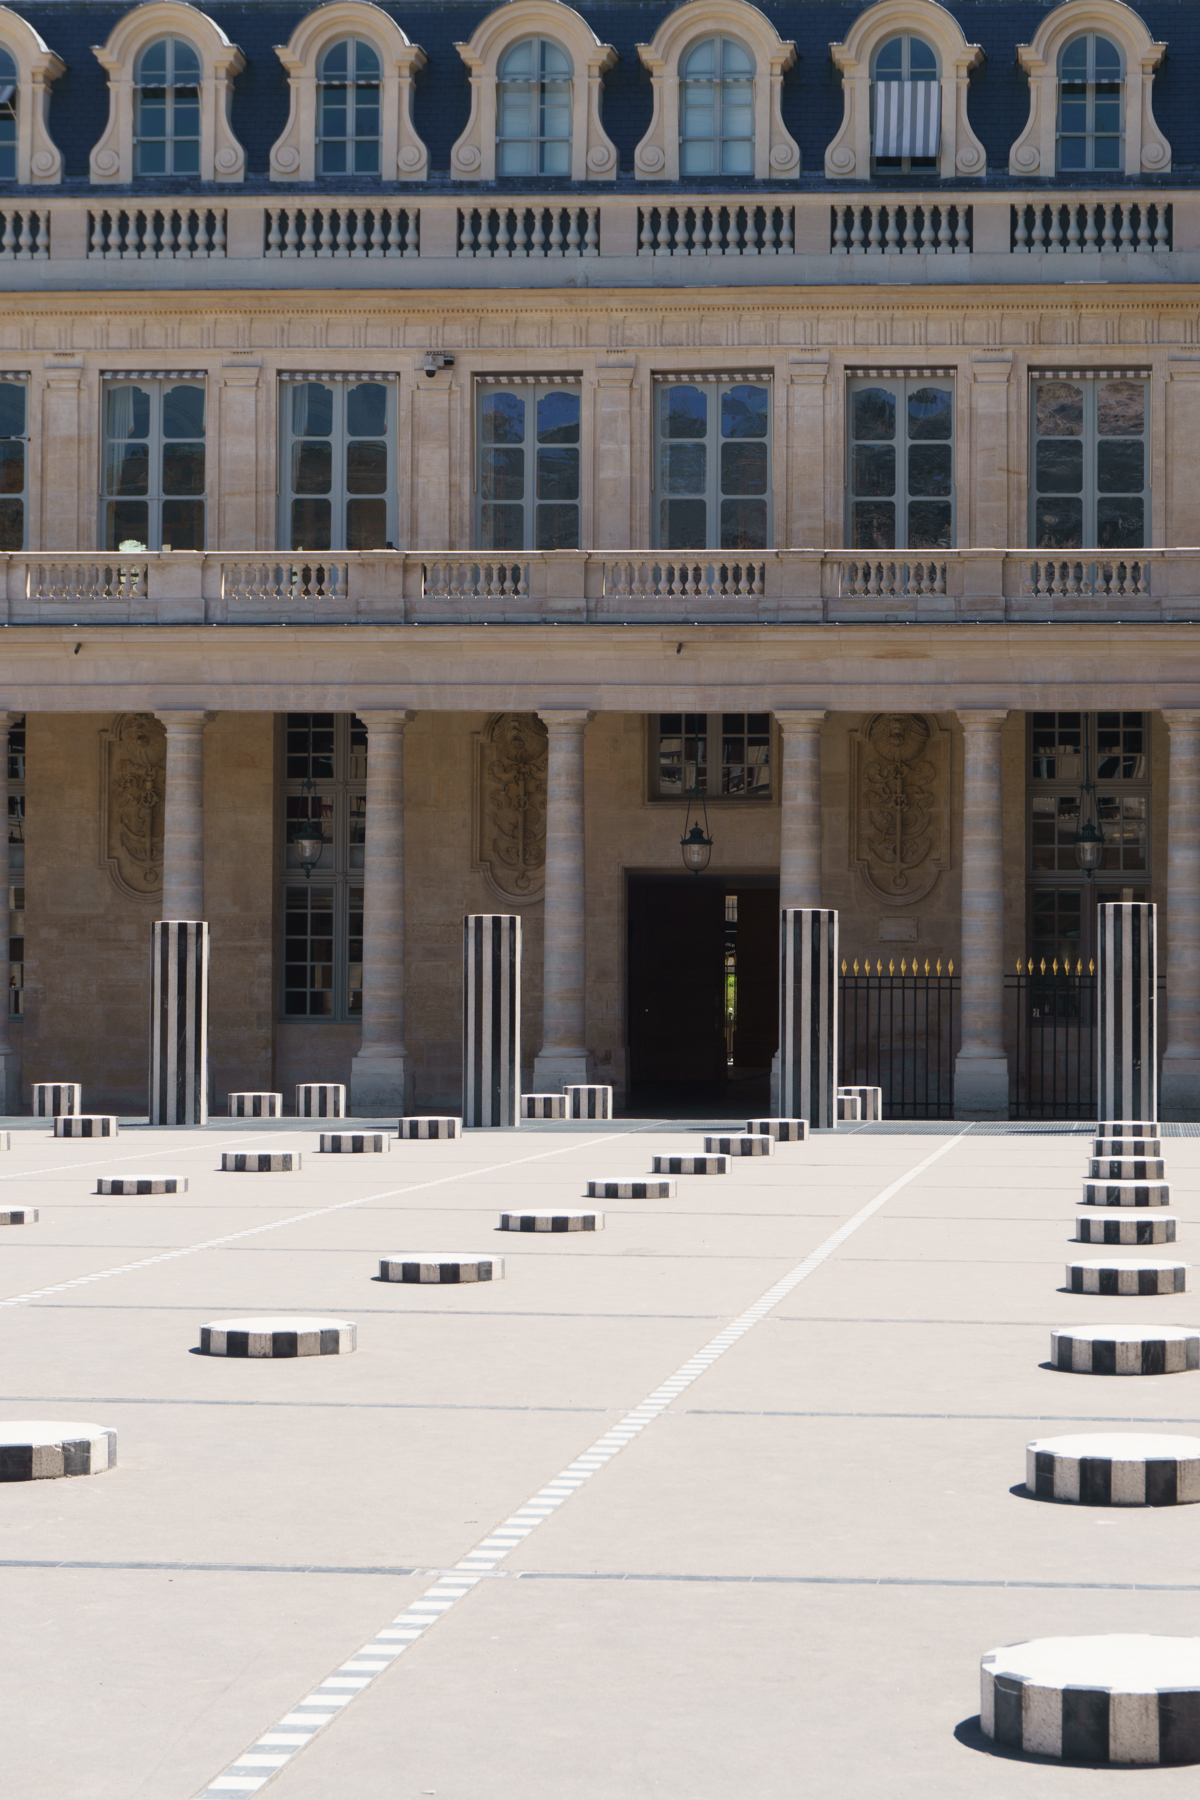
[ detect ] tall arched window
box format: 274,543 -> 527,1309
317,38 -> 381,177
496,38 -> 571,176
1058,33 -> 1122,172
871,34 -> 938,172
680,37 -> 754,176
134,37 -> 201,176
0,49 -> 16,182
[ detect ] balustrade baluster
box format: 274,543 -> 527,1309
833,206 -> 848,252
369,210 -> 385,258
494,210 -> 511,259
954,206 -> 969,253
1083,202 -> 1098,252
638,209 -> 654,256
458,210 -> 476,257
1012,205 -> 1028,254
478,211 -> 494,258
1048,206 -> 1063,252
565,209 -> 582,257
1101,203 -> 1116,252
1066,205 -> 1081,252
1119,205 -> 1133,253
155,210 -> 174,259
511,209 -> 528,258
583,205 -> 599,256
867,206 -> 882,254
33,210 -> 48,260
3,211 -> 17,259
300,210 -> 317,257
936,206 -> 952,254
901,206 -> 917,255
652,208 -> 670,257
282,209 -> 300,258
849,206 -> 865,254
779,207 -> 794,255
404,211 -> 420,258
351,209 -> 368,258
761,208 -> 777,255
1031,207 -> 1046,253
690,206 -> 707,256
212,210 -> 225,256
266,209 -> 283,257
317,209 -> 334,258
548,210 -> 564,257
884,206 -> 900,254
176,210 -> 194,257
1154,205 -> 1170,252
1136,205 -> 1151,254
193,211 -> 209,258
743,207 -> 760,256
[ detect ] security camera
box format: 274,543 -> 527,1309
423,352 -> 454,377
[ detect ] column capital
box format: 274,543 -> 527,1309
357,709 -> 417,734
774,709 -> 827,732
1162,708 -> 1200,731
956,708 -> 1010,730
155,709 -> 215,732
537,709 -> 595,731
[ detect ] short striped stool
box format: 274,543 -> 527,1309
838,1085 -> 882,1121
704,1134 -> 773,1156
836,1095 -> 862,1122
0,1207 -> 37,1224
32,1083 -> 81,1118
981,1634 -> 1200,1762
220,1152 -> 300,1172
97,1176 -> 187,1195
379,1254 -> 501,1283
296,1083 -> 345,1118
55,1116 -> 117,1138
587,1177 -> 675,1199
522,1095 -> 567,1120
1082,1179 -> 1170,1208
1026,1433 -> 1200,1505
228,1092 -> 283,1119
319,1132 -> 389,1154
500,1210 -> 601,1232
398,1117 -> 460,1139
652,1154 -> 727,1175
1076,1214 -> 1176,1246
1097,1120 -> 1159,1138
200,1317 -> 354,1356
0,1421 -> 116,1481
1066,1259 -> 1186,1296
1094,1137 -> 1161,1159
563,1085 -> 612,1120
1050,1325 -> 1200,1375
1089,1156 -> 1165,1181
747,1118 -> 808,1141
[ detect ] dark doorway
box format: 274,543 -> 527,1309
626,874 -> 779,1116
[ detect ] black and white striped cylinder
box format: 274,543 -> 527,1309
838,1085 -> 883,1121
747,1118 -> 808,1141
463,913 -> 521,1129
499,1210 -> 601,1232
200,1316 -> 354,1356
228,1092 -> 282,1118
779,909 -> 838,1131
398,1117 -> 460,1139
1066,1259 -> 1186,1295
149,920 -> 209,1126
587,1177 -> 675,1198
379,1254 -> 501,1283
319,1131 -> 389,1154
1094,1136 -> 1161,1159
1051,1325 -> 1200,1374
1098,1119 -> 1159,1137
1082,1178 -> 1170,1208
1097,902 -> 1158,1129
0,1207 -> 37,1224
1076,1214 -> 1176,1245
563,1085 -> 612,1120
1090,1157 -> 1165,1180
0,1420 -> 116,1481
652,1153 -> 727,1175
32,1083 -> 81,1118
981,1634 -> 1200,1762
836,1094 -> 862,1122
703,1134 -> 773,1157
220,1151 -> 299,1172
522,1094 -> 566,1120
97,1175 -> 187,1195
296,1083 -> 345,1118
55,1115 -> 118,1138
1026,1434 -> 1200,1505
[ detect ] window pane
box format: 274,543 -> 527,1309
347,383 -> 387,437
346,440 -> 387,495
1097,496 -> 1144,547
662,442 -> 706,494
537,390 -> 579,444
481,447 -> 525,501
1036,383 -> 1083,437
162,385 -> 204,439
107,385 -> 151,440
347,497 -> 387,549
162,442 -> 204,495
853,387 -> 896,441
720,498 -> 767,549
105,443 -> 150,496
105,500 -> 149,549
0,497 -> 21,549
721,385 -> 768,439
1036,439 -> 1083,493
536,503 -> 578,550
852,444 -> 895,497
0,384 -> 25,437
1096,439 -> 1143,494
161,499 -> 204,549
661,498 -> 707,549
851,500 -> 895,549
291,498 -> 331,551
1098,382 -> 1144,436
662,386 -> 707,439
0,441 -> 23,494
907,387 -> 952,440
720,440 -> 767,495
481,392 -> 525,444
480,504 -> 525,549
1035,496 -> 1083,548
292,383 -> 333,437
907,500 -> 952,549
536,447 -> 578,500
907,444 -> 951,496
292,442 -> 333,495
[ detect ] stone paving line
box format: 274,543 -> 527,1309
193,1127 -> 972,1798
0,1127 -> 649,1314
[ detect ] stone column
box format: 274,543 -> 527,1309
786,358 -> 830,549
776,710 -> 826,908
1097,902 -> 1158,1125
532,710 -> 594,1092
157,710 -> 210,919
1161,711 -> 1200,1118
350,710 -> 415,1117
954,709 -> 1010,1119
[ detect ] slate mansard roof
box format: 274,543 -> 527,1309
12,0 -> 1200,185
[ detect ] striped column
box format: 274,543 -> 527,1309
779,909 -> 838,1131
463,914 -> 521,1129
1161,711 -> 1200,1119
1098,901 -> 1158,1126
149,920 -> 209,1126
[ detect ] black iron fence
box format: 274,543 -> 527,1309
839,962 -> 959,1119
1006,964 -> 1096,1120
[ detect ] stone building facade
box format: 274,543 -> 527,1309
0,0 -> 1197,1117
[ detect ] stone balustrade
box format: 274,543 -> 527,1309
4,547 -> 1198,625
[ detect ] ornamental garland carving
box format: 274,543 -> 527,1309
848,713 -> 949,906
473,712 -> 548,904
99,712 -> 166,898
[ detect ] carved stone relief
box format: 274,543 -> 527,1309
848,713 -> 949,906
472,712 -> 548,904
99,712 -> 166,898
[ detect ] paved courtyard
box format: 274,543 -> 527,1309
3,1117 -> 1200,1798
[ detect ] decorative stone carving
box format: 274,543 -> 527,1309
1010,0 -> 1169,177
473,712 -> 548,904
849,713 -> 949,905
99,712 -> 165,899
825,0 -> 986,181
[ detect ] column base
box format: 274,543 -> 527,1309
532,1048 -> 590,1093
954,1054 -> 1009,1120
1160,1059 -> 1200,1122
349,1050 -> 408,1117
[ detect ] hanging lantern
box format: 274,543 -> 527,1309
1073,714 -> 1104,879
680,786 -> 713,876
289,776 -> 326,880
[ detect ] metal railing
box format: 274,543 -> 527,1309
839,959 -> 958,1119
1006,962 -> 1096,1120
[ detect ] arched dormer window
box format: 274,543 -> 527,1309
1057,32 -> 1122,171
451,1 -> 617,182
271,3 -> 427,183
134,38 -> 201,176
826,0 -> 985,180
871,34 -> 938,171
0,8 -> 65,185
90,4 -> 245,184
496,37 -> 571,176
1011,0 -> 1167,178
317,38 -> 381,175
680,37 -> 754,176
